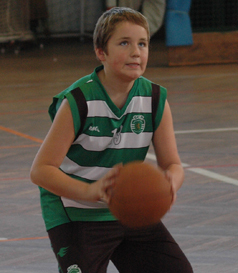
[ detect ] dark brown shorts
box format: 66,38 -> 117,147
48,221 -> 193,273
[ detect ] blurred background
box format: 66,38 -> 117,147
0,0 -> 237,64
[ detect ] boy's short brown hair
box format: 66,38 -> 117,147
93,7 -> 150,54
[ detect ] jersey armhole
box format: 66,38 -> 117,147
66,87 -> 88,140
152,83 -> 167,131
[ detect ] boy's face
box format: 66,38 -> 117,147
98,21 -> 149,82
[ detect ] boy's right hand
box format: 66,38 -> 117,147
84,164 -> 122,204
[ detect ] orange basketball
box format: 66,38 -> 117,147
109,161 -> 172,228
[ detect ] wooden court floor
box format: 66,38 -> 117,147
0,39 -> 238,273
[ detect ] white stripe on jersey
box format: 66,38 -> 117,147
61,156 -> 110,180
61,197 -> 108,209
74,132 -> 153,151
87,96 -> 152,118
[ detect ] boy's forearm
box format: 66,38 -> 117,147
30,165 -> 89,200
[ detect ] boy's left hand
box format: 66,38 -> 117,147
164,170 -> 177,208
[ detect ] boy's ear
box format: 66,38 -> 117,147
95,47 -> 106,62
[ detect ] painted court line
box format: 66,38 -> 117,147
185,167 -> 238,187
146,153 -> 238,187
175,127 -> 238,134
0,236 -> 48,242
0,125 -> 43,144
150,72 -> 238,82
0,144 -> 40,150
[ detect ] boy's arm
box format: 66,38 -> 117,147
152,100 -> 184,202
30,99 -> 119,203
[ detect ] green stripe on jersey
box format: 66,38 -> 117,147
66,145 -> 149,169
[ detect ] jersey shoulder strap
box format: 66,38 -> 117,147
71,87 -> 88,139
151,83 -> 161,131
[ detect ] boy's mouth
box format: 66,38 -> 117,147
126,63 -> 140,68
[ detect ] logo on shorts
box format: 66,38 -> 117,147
130,115 -> 145,134
67,264 -> 82,273
57,246 -> 69,258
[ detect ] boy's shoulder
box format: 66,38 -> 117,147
58,75 -> 94,99
55,66 -> 103,100
138,76 -> 167,95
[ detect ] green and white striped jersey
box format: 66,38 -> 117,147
40,66 -> 167,231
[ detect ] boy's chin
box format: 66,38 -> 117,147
122,69 -> 145,79
126,72 -> 144,81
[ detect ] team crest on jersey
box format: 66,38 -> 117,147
130,115 -> 145,134
67,264 -> 82,273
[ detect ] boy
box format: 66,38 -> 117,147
30,7 -> 193,273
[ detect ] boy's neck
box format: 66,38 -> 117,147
97,69 -> 135,109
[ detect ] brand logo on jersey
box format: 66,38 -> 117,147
131,115 -> 145,134
67,264 -> 82,273
89,126 -> 100,132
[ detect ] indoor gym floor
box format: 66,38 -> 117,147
0,39 -> 238,273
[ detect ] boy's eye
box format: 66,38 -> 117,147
139,42 -> 147,47
120,41 -> 128,46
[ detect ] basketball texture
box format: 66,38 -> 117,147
109,161 -> 172,228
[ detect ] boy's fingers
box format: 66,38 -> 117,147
99,163 -> 123,203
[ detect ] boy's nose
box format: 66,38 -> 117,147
131,44 -> 140,57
